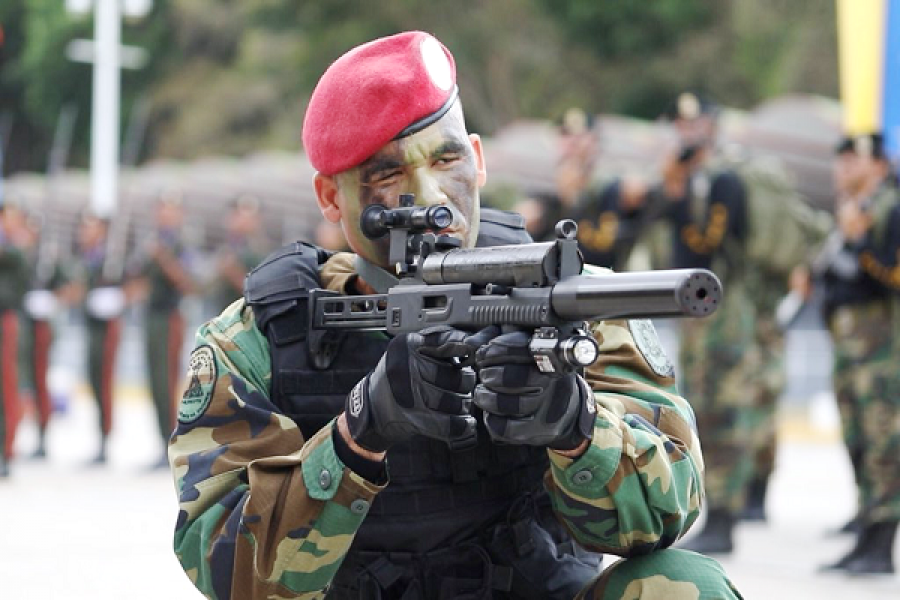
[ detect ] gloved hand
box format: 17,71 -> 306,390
345,326 -> 491,453
473,329 -> 595,451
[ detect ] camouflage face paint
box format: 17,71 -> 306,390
335,102 -> 482,268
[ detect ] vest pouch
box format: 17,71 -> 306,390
330,545 -> 505,600
483,493 -> 603,600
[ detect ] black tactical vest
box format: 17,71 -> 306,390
244,210 -> 603,599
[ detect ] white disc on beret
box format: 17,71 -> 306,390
420,36 -> 453,92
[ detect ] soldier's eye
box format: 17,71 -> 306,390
374,170 -> 403,184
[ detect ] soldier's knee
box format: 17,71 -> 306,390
574,549 -> 742,600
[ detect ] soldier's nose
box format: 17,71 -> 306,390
411,171 -> 449,207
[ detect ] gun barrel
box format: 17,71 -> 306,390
551,269 -> 722,321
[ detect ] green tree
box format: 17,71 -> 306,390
1,0 -> 840,172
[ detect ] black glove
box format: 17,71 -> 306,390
345,326 -> 490,453
473,329 -> 595,451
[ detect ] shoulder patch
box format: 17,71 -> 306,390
628,319 -> 674,378
178,345 -> 218,424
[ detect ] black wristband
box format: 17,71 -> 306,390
548,377 -> 596,451
345,376 -> 393,453
331,422 -> 387,484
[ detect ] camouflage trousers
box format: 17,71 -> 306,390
679,286 -> 759,513
576,549 -> 743,599
828,301 -> 900,523
745,313 -> 785,482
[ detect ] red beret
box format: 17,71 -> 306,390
302,31 -> 459,175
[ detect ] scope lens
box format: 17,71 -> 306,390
430,206 -> 453,230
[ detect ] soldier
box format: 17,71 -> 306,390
737,158 -> 833,522
648,93 -> 757,555
18,212 -> 75,459
70,212 -> 127,465
208,194 -> 270,315
135,191 -> 198,469
516,108 -> 649,272
169,32 -> 741,599
811,133 -> 900,575
0,202 -> 31,477
515,108 -> 598,243
737,270 -> 786,523
572,175 -> 650,272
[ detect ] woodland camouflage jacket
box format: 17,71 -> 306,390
169,257 -> 706,599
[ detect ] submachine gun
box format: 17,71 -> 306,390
312,194 -> 722,373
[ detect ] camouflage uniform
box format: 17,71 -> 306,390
679,279 -> 757,514
170,248 -> 741,599
714,152 -> 830,519
576,550 -> 742,599
656,167 -> 757,518
823,182 -> 900,524
741,269 -> 786,502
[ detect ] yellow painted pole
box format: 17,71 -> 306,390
836,0 -> 887,134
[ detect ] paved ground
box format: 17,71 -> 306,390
1,387 -> 898,599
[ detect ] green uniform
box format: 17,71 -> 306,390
208,236 -> 268,315
0,240 -> 30,462
823,182 -> 900,524
169,252 -> 741,599
140,231 -> 193,444
20,245 -> 71,444
71,243 -> 124,446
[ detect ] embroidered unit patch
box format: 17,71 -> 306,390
178,345 -> 218,423
628,319 -> 675,378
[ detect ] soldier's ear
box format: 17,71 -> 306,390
314,174 -> 342,224
469,133 -> 487,188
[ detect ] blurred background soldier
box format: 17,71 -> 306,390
650,92 -> 757,555
17,211 -> 76,459
514,107 -> 651,273
515,108 -> 599,242
70,212 -> 127,465
0,202 -> 31,477
572,174 -> 650,272
723,144 -> 834,523
208,194 -> 269,315
133,191 -> 198,469
809,132 -> 900,575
